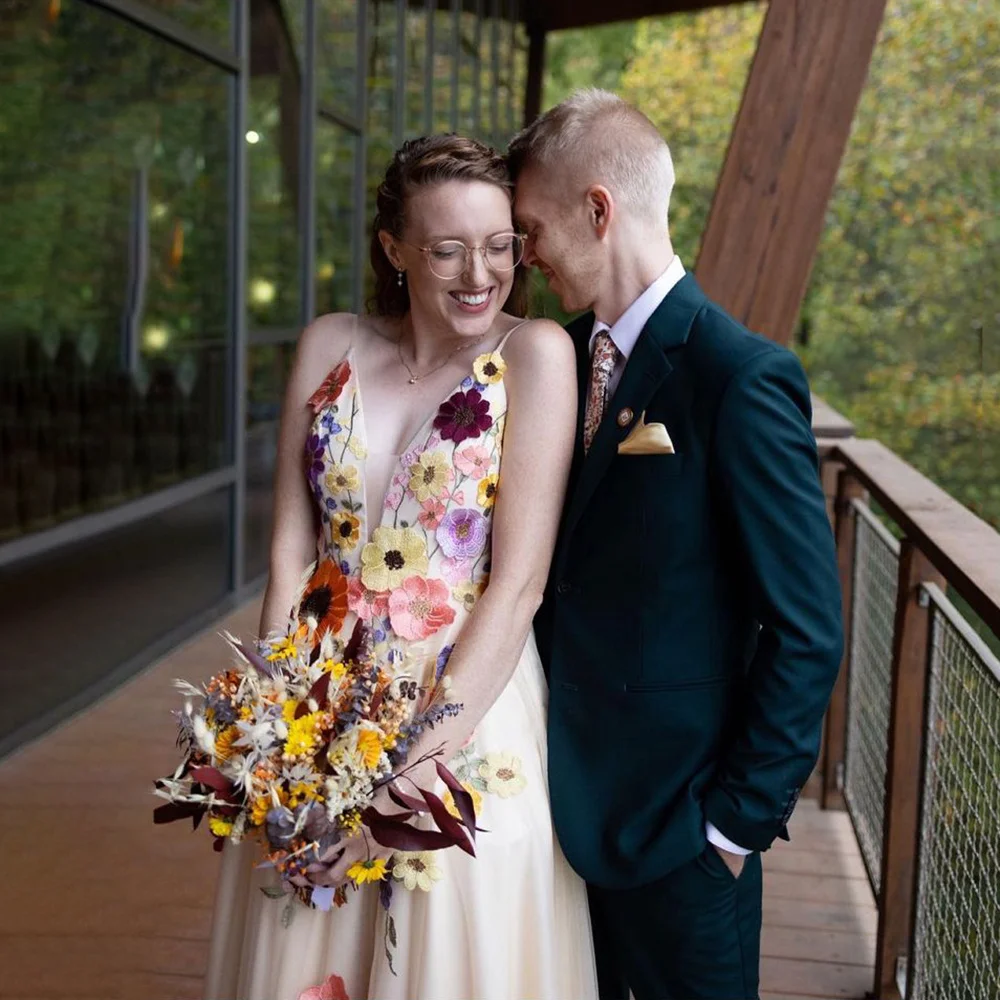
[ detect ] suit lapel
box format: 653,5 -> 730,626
563,274 -> 705,539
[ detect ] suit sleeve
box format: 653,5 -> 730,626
703,347 -> 843,852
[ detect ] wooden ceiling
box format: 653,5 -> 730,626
530,0 -> 754,33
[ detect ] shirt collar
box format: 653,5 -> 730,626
589,255 -> 686,360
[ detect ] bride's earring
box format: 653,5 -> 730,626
397,269 -> 404,287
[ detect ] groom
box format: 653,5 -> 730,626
512,91 -> 843,999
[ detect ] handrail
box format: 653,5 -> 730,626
830,438 -> 1000,636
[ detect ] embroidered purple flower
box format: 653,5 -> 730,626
320,411 -> 342,434
436,644 -> 454,681
305,433 -> 326,483
433,389 -> 492,444
436,508 -> 487,560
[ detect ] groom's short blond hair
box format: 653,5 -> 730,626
508,89 -> 675,230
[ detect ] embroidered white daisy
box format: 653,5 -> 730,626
391,851 -> 444,891
478,751 -> 527,798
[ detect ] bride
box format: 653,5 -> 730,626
202,134 -> 599,1000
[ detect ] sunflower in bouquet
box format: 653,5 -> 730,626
154,556 -> 480,912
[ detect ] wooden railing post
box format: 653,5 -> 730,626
822,470 -> 865,810
874,541 -> 945,999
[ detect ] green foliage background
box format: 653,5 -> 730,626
537,0 -> 999,531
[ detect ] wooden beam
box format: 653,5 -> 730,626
695,0 -> 888,346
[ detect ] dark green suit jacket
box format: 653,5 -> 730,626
535,274 -> 843,890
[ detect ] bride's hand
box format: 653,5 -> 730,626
318,833 -> 392,889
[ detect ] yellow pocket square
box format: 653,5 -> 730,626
617,411 -> 675,455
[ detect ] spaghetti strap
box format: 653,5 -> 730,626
497,317 -> 533,351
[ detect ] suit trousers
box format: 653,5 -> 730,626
588,846 -> 763,1000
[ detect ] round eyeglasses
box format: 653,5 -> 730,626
399,233 -> 525,280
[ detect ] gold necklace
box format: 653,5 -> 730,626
396,331 -> 489,384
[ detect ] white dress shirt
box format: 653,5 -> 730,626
588,255 -> 752,859
588,254 -> 686,398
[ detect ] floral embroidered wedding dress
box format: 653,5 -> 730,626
202,327 -> 598,1000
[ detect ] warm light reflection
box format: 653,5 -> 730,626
316,263 -> 335,281
143,324 -> 170,351
245,130 -> 261,144
250,278 -> 276,305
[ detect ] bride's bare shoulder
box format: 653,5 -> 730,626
296,311 -> 357,366
501,317 -> 575,372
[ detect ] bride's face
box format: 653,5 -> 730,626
394,179 -> 516,340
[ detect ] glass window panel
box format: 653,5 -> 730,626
248,3 -> 302,332
0,2 -> 232,542
244,342 -> 295,582
433,7 -> 457,133
480,5 -> 498,144
134,0 -> 232,47
365,0 -> 402,302
405,1 -> 429,138
0,487 -> 232,745
458,11 -> 479,136
315,124 -> 358,315
317,0 -> 358,116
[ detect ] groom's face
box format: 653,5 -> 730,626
514,168 -> 600,314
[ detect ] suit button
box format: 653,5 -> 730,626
556,582 -> 572,596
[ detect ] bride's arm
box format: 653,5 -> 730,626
327,318 -> 577,878
402,319 -> 576,769
257,314 -> 353,637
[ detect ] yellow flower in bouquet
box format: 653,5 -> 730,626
284,712 -> 322,759
347,858 -> 389,885
209,816 -> 234,837
213,725 -> 240,762
356,729 -> 384,770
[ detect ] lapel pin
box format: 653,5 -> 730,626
617,407 -> 634,428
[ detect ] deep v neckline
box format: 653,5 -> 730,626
345,342 -> 494,545
345,341 -> 477,469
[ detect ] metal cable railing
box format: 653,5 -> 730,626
844,499 -> 900,896
907,584 -> 1000,1000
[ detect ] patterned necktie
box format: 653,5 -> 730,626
583,330 -> 620,454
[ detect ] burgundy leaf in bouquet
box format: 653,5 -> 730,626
420,788 -> 475,857
189,765 -> 240,804
386,784 -> 430,814
362,806 -> 457,852
435,760 -> 478,839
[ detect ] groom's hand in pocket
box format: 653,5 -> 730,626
713,845 -> 746,879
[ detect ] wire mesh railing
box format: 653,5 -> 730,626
844,499 -> 899,897
907,584 -> 1000,1000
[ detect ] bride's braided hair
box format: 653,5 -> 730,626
369,134 -> 526,318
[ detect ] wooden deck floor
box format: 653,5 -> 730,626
0,600 -> 876,1000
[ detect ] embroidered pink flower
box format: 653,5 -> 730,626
441,555 -> 474,585
383,488 -> 404,511
388,576 -> 456,640
437,508 -> 488,560
418,497 -> 447,530
455,444 -> 492,480
298,973 -> 350,1000
347,577 -> 390,620
434,388 -> 492,443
